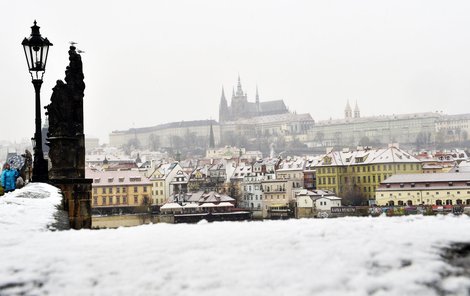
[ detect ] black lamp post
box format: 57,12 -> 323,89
22,20 -> 52,183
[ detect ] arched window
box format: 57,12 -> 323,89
407,200 -> 413,206
436,200 -> 442,206
398,200 -> 404,206
456,199 -> 462,205
446,199 -> 452,205
389,200 -> 395,206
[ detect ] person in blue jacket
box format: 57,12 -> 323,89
1,163 -> 19,193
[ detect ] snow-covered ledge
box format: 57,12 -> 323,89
0,183 -> 69,234
1,184 -> 470,295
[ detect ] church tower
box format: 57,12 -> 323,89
209,122 -> 215,149
219,87 -> 229,122
345,100 -> 352,119
231,75 -> 248,120
354,101 -> 360,118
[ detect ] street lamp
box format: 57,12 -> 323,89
22,20 -> 52,182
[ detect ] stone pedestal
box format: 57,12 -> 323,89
53,178 -> 92,229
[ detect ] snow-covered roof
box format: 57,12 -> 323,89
86,169 -> 151,186
161,203 -> 183,209
382,173 -> 470,183
218,202 -> 235,207
316,146 -> 420,167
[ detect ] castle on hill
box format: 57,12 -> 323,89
218,76 -> 289,122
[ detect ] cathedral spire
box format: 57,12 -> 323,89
354,100 -> 360,118
255,85 -> 259,103
236,74 -> 243,96
221,86 -> 226,101
345,100 -> 352,119
209,122 -> 215,149
219,86 -> 229,122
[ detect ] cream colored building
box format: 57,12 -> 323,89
261,179 -> 294,218
375,173 -> 470,206
309,111 -> 441,147
87,169 -> 152,208
109,120 -> 220,148
435,114 -> 470,142
147,162 -> 184,205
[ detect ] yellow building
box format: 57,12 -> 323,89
87,169 -> 152,208
376,173 -> 470,206
315,145 -> 422,201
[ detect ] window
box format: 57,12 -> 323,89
144,186 -> 147,192
134,186 -> 138,193
448,182 -> 453,187
102,197 -> 106,205
109,187 -> 113,194
93,197 -> 97,205
109,197 -> 113,204
123,187 -> 127,193
400,183 -> 404,188
93,188 -> 97,194
134,196 -> 138,203
102,188 -> 106,194
116,197 -> 120,204
123,197 -> 127,204
117,188 -> 120,193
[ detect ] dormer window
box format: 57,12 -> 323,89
448,182 -> 453,186
119,177 -> 124,182
94,178 -> 100,184
108,178 -> 114,183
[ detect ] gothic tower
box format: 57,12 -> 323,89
209,122 -> 215,148
231,75 -> 248,120
345,100 -> 352,119
354,101 -> 360,118
219,87 -> 229,122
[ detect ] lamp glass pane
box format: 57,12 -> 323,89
23,45 -> 33,70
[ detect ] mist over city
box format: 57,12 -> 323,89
2,1 -> 470,295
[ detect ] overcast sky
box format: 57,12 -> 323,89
2,0 -> 470,144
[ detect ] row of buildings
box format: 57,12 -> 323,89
87,144 -> 470,219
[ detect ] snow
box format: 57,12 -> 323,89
2,184 -> 470,295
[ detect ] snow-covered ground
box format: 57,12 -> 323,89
1,184 -> 470,296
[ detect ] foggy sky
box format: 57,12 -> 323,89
2,0 -> 470,144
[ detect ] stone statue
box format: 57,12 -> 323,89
45,46 -> 86,179
44,46 -> 91,229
